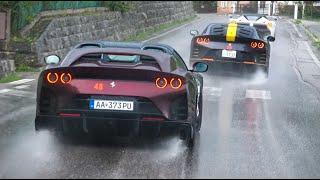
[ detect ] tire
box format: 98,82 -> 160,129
195,90 -> 203,132
35,117 -> 54,131
260,65 -> 269,78
186,124 -> 195,148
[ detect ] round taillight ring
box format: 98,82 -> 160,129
47,72 -> 59,84
155,77 -> 167,88
258,42 -> 264,49
250,42 -> 257,48
170,78 -> 182,89
60,73 -> 72,84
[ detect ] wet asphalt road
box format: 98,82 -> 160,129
1,14 -> 320,178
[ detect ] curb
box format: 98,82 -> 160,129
142,15 -> 203,43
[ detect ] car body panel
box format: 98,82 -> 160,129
229,14 -> 276,38
36,41 -> 203,134
190,23 -> 270,70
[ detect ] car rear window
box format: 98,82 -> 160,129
245,15 -> 261,21
104,55 -> 138,62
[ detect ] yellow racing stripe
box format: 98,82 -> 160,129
226,22 -> 238,42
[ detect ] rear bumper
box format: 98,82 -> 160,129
190,58 -> 268,67
36,115 -> 191,129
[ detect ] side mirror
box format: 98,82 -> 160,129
193,62 -> 208,72
190,30 -> 199,37
44,55 -> 60,65
267,36 -> 275,42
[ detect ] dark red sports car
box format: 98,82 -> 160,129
35,41 -> 208,147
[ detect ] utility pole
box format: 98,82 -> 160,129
294,2 -> 298,19
302,1 -> 305,19
268,2 -> 272,16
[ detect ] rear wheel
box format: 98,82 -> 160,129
263,65 -> 269,78
35,117 -> 55,131
195,90 -> 203,132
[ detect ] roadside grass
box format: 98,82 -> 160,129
0,73 -> 22,83
15,64 -> 39,72
314,41 -> 320,49
300,21 -> 320,50
125,15 -> 197,41
294,19 -> 302,24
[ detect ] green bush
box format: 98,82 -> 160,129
102,1 -> 132,12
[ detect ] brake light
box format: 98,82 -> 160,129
155,77 -> 183,89
46,72 -> 73,84
250,42 -> 257,48
142,117 -> 164,121
155,77 -> 168,88
196,37 -> 209,45
258,42 -> 264,48
46,73 -> 59,84
59,113 -> 81,117
60,73 -> 72,84
170,78 -> 182,89
250,42 -> 265,49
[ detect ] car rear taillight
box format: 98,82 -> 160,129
46,73 -> 59,84
250,42 -> 264,49
170,78 -> 182,89
196,37 -> 209,45
155,77 -> 168,88
60,73 -> 72,84
155,77 -> 183,89
258,42 -> 264,48
46,72 -> 73,84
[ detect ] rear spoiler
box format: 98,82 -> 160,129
60,47 -> 172,72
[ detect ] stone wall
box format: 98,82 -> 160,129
35,1 -> 194,64
0,59 -> 15,78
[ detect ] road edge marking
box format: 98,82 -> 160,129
288,19 -> 320,69
8,79 -> 35,85
0,89 -> 12,93
142,15 -> 203,43
288,20 -> 302,38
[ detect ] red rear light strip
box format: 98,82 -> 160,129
59,113 -> 81,117
142,117 -> 164,121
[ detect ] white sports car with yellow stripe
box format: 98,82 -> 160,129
189,22 -> 275,77
229,14 -> 277,39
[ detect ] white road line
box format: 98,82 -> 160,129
289,20 -> 302,38
304,41 -> 320,69
142,15 -> 203,43
0,89 -> 12,93
14,85 -> 31,89
6,89 -> 35,98
245,89 -> 271,100
289,19 -> 320,69
8,79 -> 35,85
0,89 -> 35,98
203,87 -> 222,97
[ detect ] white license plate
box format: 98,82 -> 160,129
222,50 -> 237,58
89,100 -> 134,111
